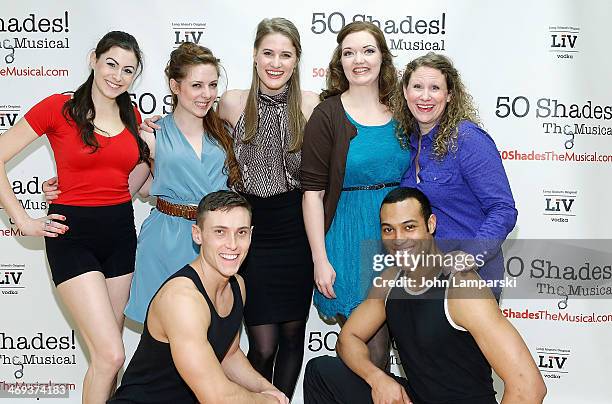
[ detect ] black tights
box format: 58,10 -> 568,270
246,319 -> 307,399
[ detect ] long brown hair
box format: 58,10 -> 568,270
243,18 -> 305,152
165,42 -> 241,187
393,52 -> 481,159
320,21 -> 397,109
62,31 -> 150,163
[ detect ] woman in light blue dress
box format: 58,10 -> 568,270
123,43 -> 240,323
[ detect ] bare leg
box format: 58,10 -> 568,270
106,273 -> 132,328
57,271 -> 130,403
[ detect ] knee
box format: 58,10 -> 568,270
305,355 -> 334,382
92,343 -> 125,374
279,333 -> 306,353
249,342 -> 277,362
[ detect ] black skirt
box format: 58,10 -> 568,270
239,190 -> 313,326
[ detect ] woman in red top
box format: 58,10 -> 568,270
0,31 -> 150,403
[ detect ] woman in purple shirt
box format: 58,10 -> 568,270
396,52 -> 517,297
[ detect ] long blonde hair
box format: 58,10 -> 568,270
394,52 -> 481,159
243,18 -> 305,152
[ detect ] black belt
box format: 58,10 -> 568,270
342,182 -> 399,192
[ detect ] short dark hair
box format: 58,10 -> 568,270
196,191 -> 252,226
381,187 -> 432,223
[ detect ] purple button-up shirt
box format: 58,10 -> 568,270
400,121 -> 517,295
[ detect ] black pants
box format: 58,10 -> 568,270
303,355 -> 412,404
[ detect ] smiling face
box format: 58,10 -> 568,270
340,30 -> 382,89
170,63 -> 218,118
254,32 -> 298,95
403,66 -> 451,135
90,46 -> 138,101
380,198 -> 436,257
192,207 -> 252,278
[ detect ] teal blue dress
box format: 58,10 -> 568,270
313,114 -> 411,318
125,114 -> 228,323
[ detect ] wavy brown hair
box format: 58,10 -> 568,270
320,21 -> 397,109
393,52 -> 481,160
165,42 -> 241,187
243,17 -> 305,152
62,31 -> 150,163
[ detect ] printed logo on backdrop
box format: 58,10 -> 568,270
307,329 -> 402,366
497,95 -> 612,163
0,331 -> 78,398
549,26 -> 579,60
0,12 -> 71,78
0,263 -> 25,295
0,104 -> 20,134
543,189 -> 577,223
11,176 -> 46,212
62,88 -> 173,124
536,347 -> 570,379
0,176 -> 44,238
308,11 -> 447,79
502,240 -> 612,309
171,20 -> 207,47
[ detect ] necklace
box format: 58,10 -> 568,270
93,123 -> 111,136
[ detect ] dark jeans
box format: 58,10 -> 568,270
303,355 -> 412,404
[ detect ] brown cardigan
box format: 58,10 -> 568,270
301,95 -> 357,233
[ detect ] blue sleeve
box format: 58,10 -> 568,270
458,122 -> 517,240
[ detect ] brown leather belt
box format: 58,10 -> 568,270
156,198 -> 198,220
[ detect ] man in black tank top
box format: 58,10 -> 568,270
109,191 -> 288,404
304,188 -> 546,404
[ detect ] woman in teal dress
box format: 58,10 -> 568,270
123,43 -> 240,323
323,114 -> 409,316
301,22 -> 410,369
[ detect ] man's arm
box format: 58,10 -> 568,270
155,281 -> 280,404
337,269 -> 412,404
221,334 -> 286,403
448,271 -> 547,404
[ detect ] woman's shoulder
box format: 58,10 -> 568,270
219,89 -> 248,125
220,89 -> 248,109
456,120 -> 497,150
311,93 -> 343,116
457,119 -> 481,132
40,93 -> 72,109
301,90 -> 321,120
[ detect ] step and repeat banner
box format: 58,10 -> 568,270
1,0 -> 611,402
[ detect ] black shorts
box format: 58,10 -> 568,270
45,202 -> 136,286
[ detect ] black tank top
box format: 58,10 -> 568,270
109,265 -> 243,404
385,271 -> 497,404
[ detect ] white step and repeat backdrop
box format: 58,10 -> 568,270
1,0 -> 611,402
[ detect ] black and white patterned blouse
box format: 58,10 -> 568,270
233,86 -> 301,197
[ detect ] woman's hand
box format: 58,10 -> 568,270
17,214 -> 68,237
140,115 -> 162,133
42,176 -> 60,202
314,259 -> 337,299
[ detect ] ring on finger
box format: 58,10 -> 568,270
44,219 -> 51,227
